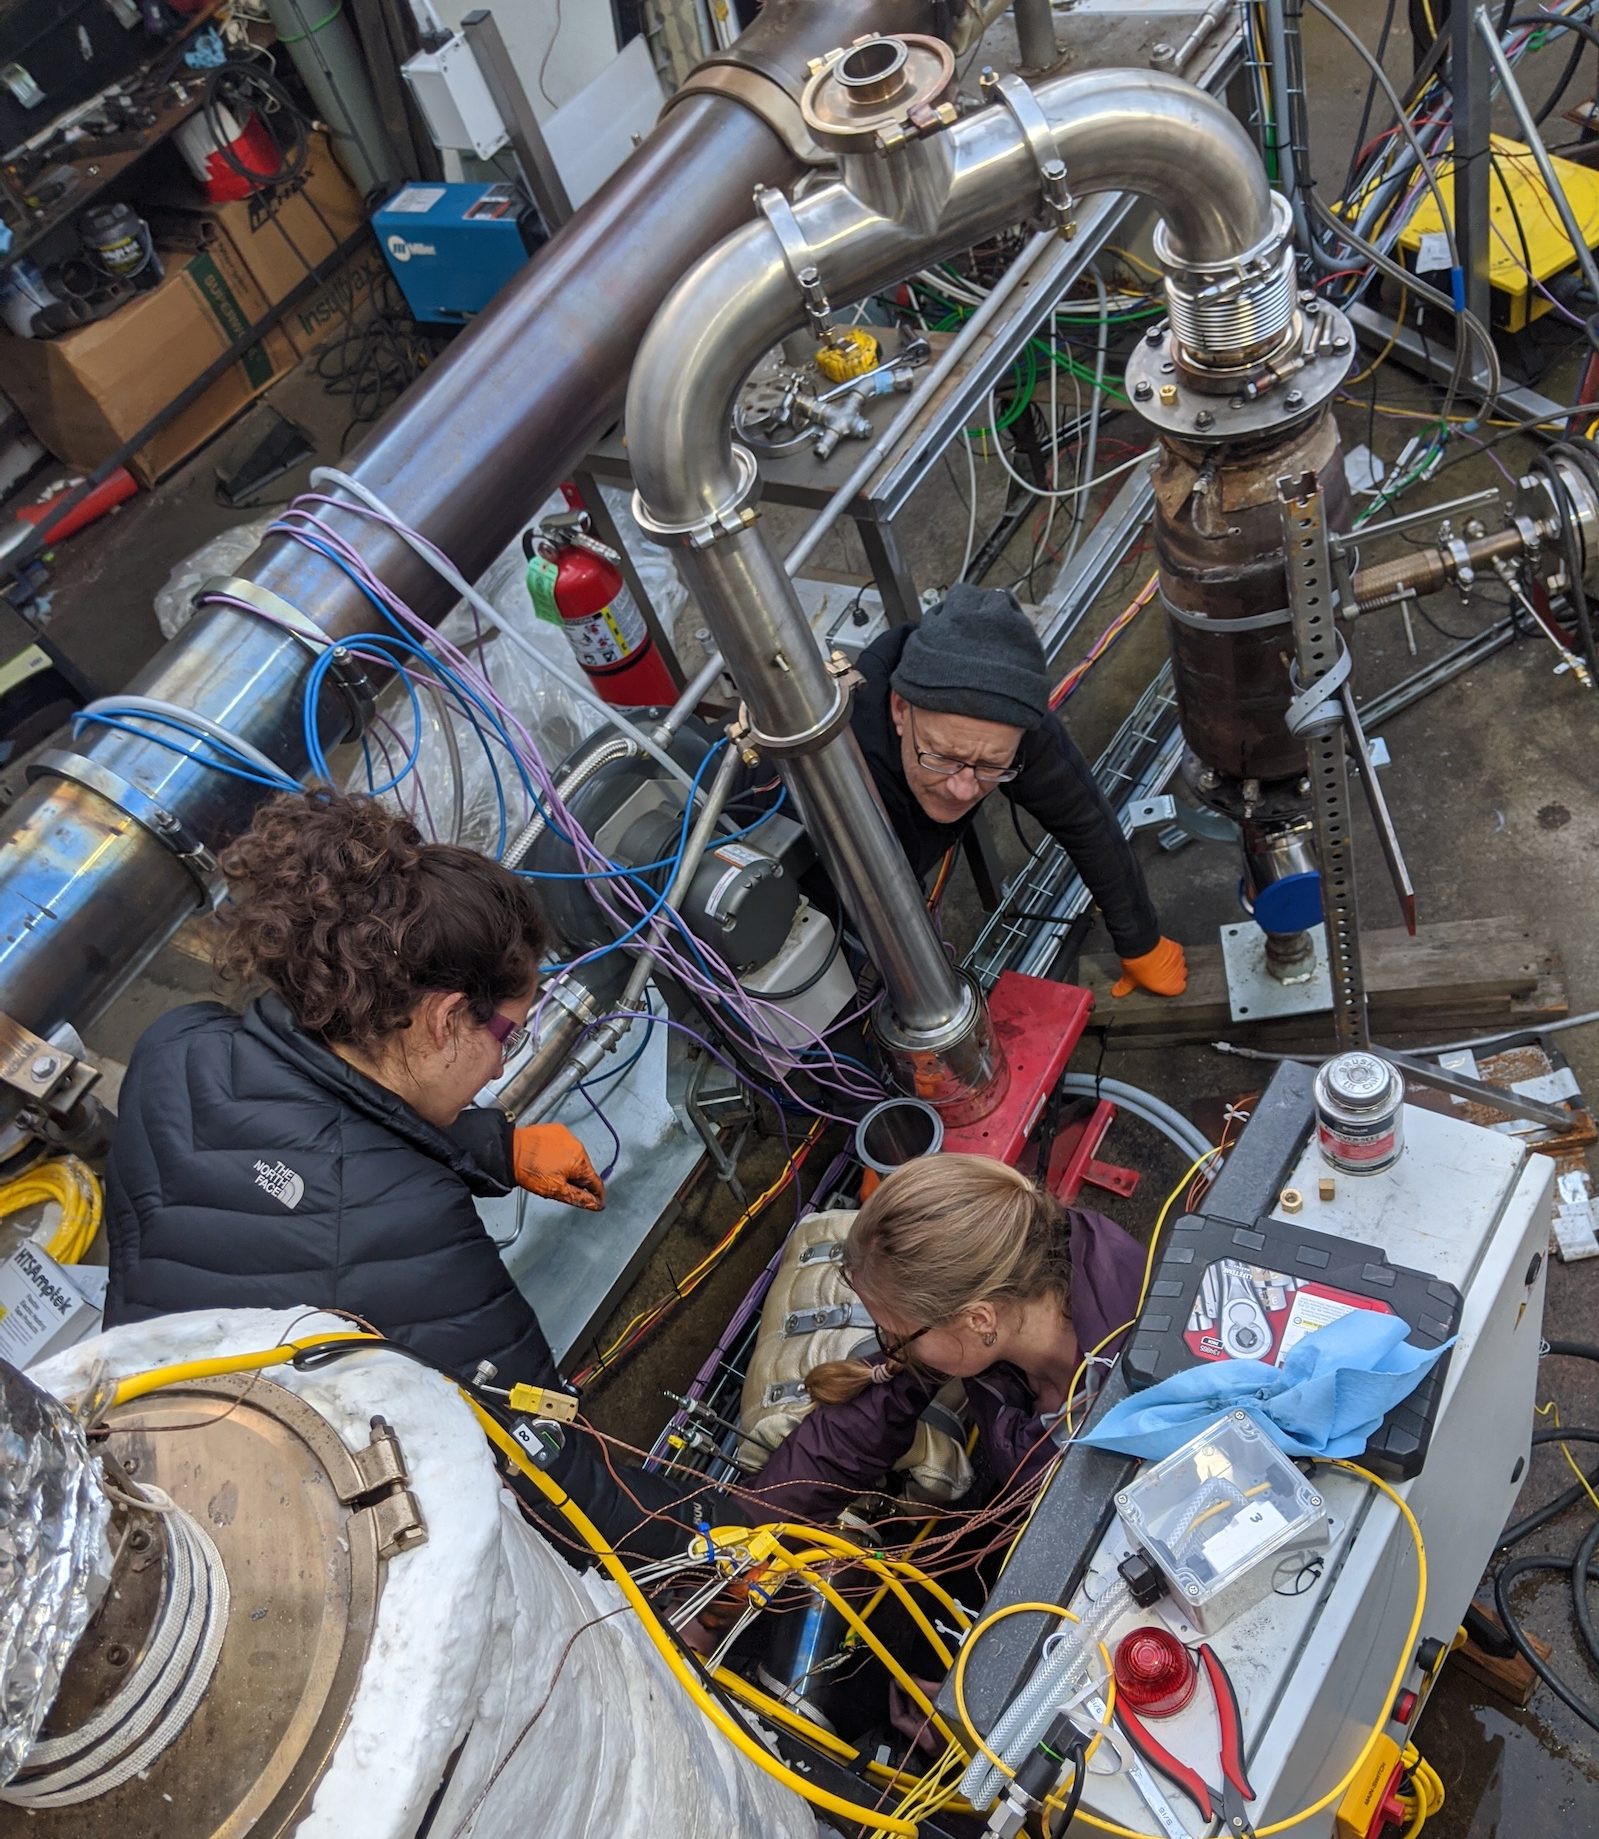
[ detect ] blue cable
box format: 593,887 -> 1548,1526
300,627 -> 527,858
73,711 -> 299,793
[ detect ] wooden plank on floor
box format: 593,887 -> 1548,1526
1078,917 -> 1567,1049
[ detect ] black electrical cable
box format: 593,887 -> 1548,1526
1498,1426 -> 1599,1548
202,59 -> 311,189
753,915 -> 844,1001
1045,1735 -> 1090,1838
1492,1554 -> 1599,1731
1573,1515 -> 1599,1664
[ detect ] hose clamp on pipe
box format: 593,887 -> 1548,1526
197,575 -> 377,740
981,71 -> 1075,237
631,446 -> 762,551
727,650 -> 862,762
30,750 -> 216,892
755,184 -> 840,345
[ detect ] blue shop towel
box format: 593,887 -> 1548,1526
1080,1308 -> 1453,1462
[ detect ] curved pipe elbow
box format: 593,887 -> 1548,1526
627,69 -> 1276,529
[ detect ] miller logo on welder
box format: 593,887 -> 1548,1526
371,180 -> 545,325
1123,1211 -> 1462,1477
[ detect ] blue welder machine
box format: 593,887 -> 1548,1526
372,181 -> 544,325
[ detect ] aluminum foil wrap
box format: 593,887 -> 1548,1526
0,1358 -> 111,1787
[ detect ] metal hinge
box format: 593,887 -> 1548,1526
339,1415 -> 428,1560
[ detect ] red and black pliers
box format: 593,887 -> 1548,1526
1116,1644 -> 1257,1838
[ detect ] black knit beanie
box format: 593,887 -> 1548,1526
890,582 -> 1050,730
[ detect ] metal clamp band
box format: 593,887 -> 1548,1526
1160,590 -> 1293,634
631,447 -> 762,551
729,653 -> 862,760
985,71 -> 1075,235
1284,630 -> 1354,736
197,575 -> 377,739
755,185 -> 838,342
31,749 -> 215,892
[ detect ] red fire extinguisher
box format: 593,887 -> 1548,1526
523,496 -> 678,707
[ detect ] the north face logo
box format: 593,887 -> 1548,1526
253,1159 -> 305,1210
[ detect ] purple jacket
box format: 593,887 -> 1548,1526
750,1207 -> 1146,1526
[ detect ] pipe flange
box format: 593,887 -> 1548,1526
30,750 -> 215,893
799,34 -> 956,155
727,651 -> 863,761
871,971 -> 1010,1128
632,446 -> 762,551
981,70 -> 1076,238
197,575 -> 377,740
1153,191 -> 1294,297
1125,301 -> 1353,441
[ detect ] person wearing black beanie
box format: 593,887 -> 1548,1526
848,581 -> 1187,998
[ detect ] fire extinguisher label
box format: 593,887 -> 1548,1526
567,595 -> 648,670
526,554 -> 562,625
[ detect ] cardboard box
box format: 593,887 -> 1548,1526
0,237 -> 295,487
280,240 -> 388,358
0,1240 -> 100,1366
149,129 -> 370,323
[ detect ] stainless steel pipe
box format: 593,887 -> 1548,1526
0,2 -> 955,1063
627,63 -> 1275,1108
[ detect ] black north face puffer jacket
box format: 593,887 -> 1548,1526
105,993 -> 556,1388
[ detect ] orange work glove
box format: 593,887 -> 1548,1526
511,1124 -> 605,1211
1112,936 -> 1188,999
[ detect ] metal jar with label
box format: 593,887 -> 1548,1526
1313,1051 -> 1405,1175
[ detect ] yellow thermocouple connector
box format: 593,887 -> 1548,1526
506,1383 -> 579,1423
815,328 -> 880,382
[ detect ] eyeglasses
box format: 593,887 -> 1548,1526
873,1320 -> 935,1364
482,1011 -> 531,1060
907,709 -> 1020,785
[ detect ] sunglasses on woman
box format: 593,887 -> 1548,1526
482,1010 -> 531,1060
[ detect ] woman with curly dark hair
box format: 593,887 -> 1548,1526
103,787 -> 604,1387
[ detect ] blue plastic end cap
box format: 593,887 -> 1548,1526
1249,870 -> 1323,936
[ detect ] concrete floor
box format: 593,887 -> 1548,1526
33,5 -> 1599,1831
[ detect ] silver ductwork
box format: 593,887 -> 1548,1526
626,45 -> 1285,1114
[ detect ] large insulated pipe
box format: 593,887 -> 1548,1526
0,4 -> 951,1071
627,56 -> 1275,1111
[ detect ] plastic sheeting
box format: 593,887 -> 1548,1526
31,1311 -> 817,1839
149,487 -> 694,857
0,1361 -> 111,1788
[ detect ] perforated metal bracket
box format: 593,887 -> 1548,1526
981,70 -> 1076,238
31,749 -> 217,894
1277,471 -> 1369,1051
727,651 -> 863,763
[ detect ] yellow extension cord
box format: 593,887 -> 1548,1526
100,1337 -> 1434,1839
0,1155 -> 103,1265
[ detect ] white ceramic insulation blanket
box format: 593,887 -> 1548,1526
32,1309 -> 817,1839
